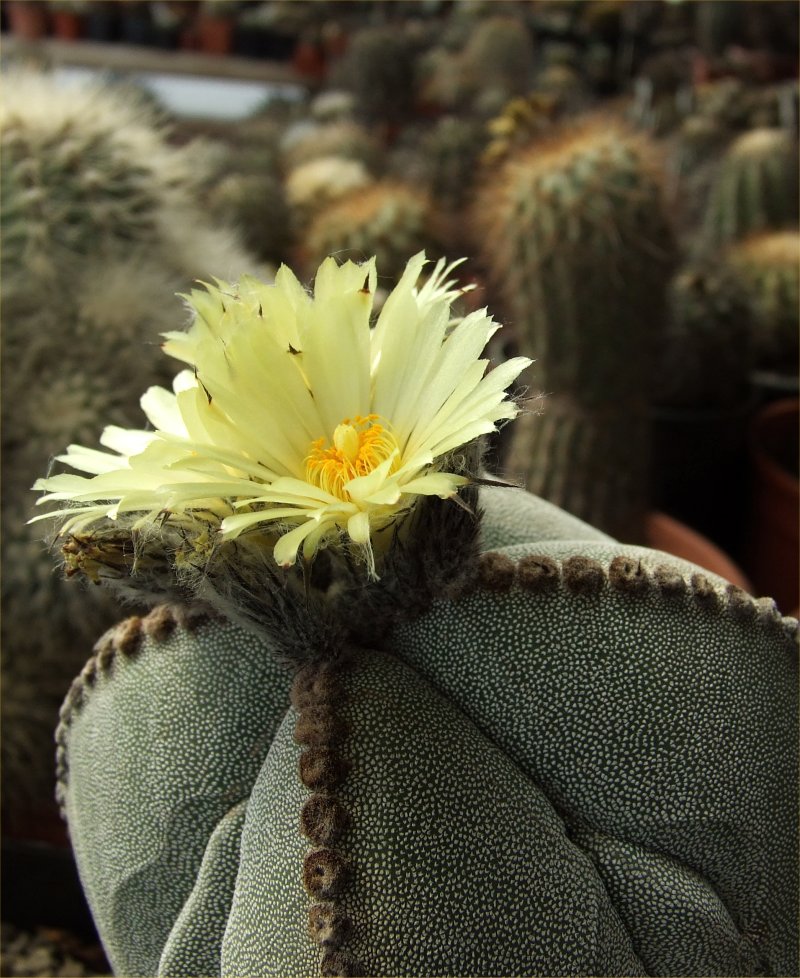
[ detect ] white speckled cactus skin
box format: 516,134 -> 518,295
57,488 -> 798,978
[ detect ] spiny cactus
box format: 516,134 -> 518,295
481,93 -> 561,169
1,71 -> 262,831
474,116 -> 676,541
652,261 -> 753,410
285,156 -> 373,230
701,127 -> 800,249
280,120 -> 383,174
459,14 -> 535,103
414,115 -> 487,210
55,485 -> 798,977
205,170 -> 292,267
727,231 -> 800,375
332,26 -> 418,128
302,182 -> 441,285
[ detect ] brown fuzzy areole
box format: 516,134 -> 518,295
726,584 -> 759,621
517,554 -> 561,592
608,555 -> 651,594
652,564 -> 687,596
301,794 -> 350,847
303,848 -> 351,900
478,551 -> 517,592
692,573 -> 721,610
320,949 -> 360,977
300,747 -> 351,792
114,616 -> 143,658
562,556 -> 606,595
295,707 -> 349,748
291,661 -> 346,712
308,902 -> 353,948
142,604 -> 178,641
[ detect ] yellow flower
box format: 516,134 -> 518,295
33,253 -> 530,574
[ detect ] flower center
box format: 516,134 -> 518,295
306,414 -> 398,500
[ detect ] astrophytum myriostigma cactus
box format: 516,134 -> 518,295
36,255 -> 797,978
55,484 -> 798,978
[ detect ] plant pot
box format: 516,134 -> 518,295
745,397 -> 799,613
196,13 -> 233,54
50,9 -> 84,40
644,511 -> 753,593
6,1 -> 49,39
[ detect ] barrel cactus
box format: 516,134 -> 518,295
332,26 -> 418,128
33,252 -> 798,978
1,69 -> 261,831
302,182 -> 441,285
652,260 -> 753,411
474,116 -> 676,541
701,128 -> 800,250
727,231 -> 800,376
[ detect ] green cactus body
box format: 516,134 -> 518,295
334,27 -> 417,127
57,487 -> 798,977
303,182 -> 440,285
727,231 -> 800,374
1,71 -> 261,829
281,121 -> 383,174
416,116 -> 487,210
702,128 -> 800,249
460,15 -> 535,105
653,261 -> 753,410
206,170 -> 291,266
475,117 -> 676,540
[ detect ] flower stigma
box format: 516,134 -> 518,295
306,415 -> 399,500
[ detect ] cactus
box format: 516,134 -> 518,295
1,71 -> 261,830
54,485 -> 798,977
474,116 -> 676,541
280,120 -> 383,174
302,182 -> 441,285
414,115 -> 487,210
332,26 -> 418,128
701,128 -> 800,249
285,156 -> 373,230
652,261 -> 753,410
459,14 -> 535,103
206,170 -> 292,267
727,231 -> 800,375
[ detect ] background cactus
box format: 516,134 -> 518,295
330,26 -> 418,129
652,261 -> 754,411
56,486 -> 798,977
474,116 -> 676,541
302,181 -> 442,285
701,127 -> 800,249
280,120 -> 383,174
285,156 -> 373,230
1,71 -> 262,833
727,231 -> 800,376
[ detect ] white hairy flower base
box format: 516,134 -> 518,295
33,253 -> 530,572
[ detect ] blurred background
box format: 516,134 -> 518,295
1,1 -> 798,973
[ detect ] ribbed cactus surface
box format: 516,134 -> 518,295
475,117 -> 676,540
57,487 -> 798,977
702,128 -> 800,249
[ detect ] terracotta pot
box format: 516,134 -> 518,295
50,9 -> 84,39
6,1 -> 49,39
745,398 -> 799,613
645,511 -> 753,593
196,13 -> 233,55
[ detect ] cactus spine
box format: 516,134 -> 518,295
475,116 -> 676,540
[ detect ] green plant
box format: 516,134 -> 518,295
652,260 -> 753,410
1,71 -> 261,830
701,127 -> 800,249
285,156 -> 373,229
333,26 -> 418,128
728,231 -> 800,375
474,116 -> 676,541
206,170 -> 292,266
415,115 -> 487,210
55,484 -> 798,977
302,182 -> 441,285
280,120 -> 383,174
460,14 -> 535,102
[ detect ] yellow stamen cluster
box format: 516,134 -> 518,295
306,415 -> 398,500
